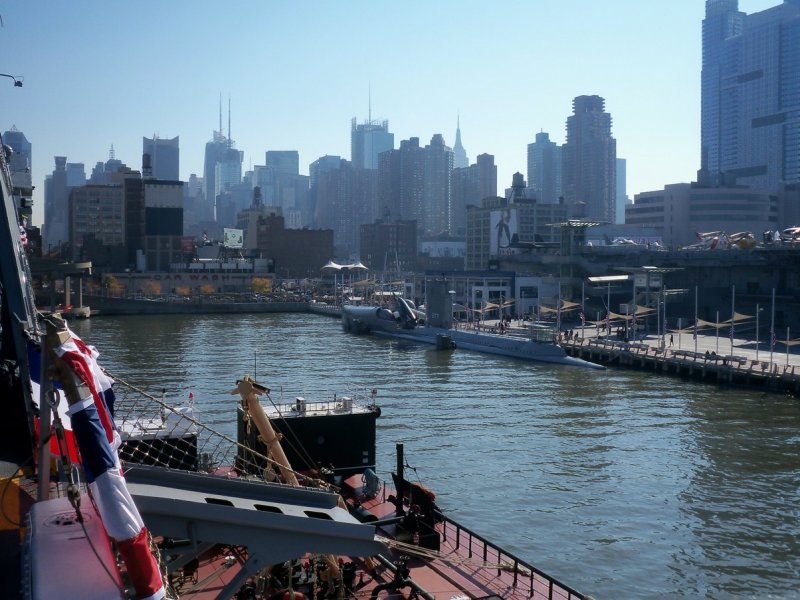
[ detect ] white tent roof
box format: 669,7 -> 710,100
321,260 -> 368,271
321,260 -> 343,271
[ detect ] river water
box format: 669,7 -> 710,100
70,313 -> 800,599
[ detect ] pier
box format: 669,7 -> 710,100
76,296 -> 800,394
561,329 -> 800,395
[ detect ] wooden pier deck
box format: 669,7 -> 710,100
562,335 -> 800,394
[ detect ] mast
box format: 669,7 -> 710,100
233,376 -> 344,579
0,135 -> 37,441
233,377 -> 299,486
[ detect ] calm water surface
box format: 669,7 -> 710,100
71,313 -> 800,599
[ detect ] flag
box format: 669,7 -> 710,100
771,330 -> 776,348
51,324 -> 165,600
53,334 -> 117,445
579,311 -> 585,325
693,322 -> 697,340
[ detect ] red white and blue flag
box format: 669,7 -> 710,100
53,328 -> 165,600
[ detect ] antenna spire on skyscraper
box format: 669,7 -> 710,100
228,95 -> 231,147
109,144 -> 115,160
453,113 -> 468,168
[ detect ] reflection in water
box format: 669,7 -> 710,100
71,314 -> 800,599
679,393 -> 800,596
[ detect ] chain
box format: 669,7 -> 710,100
47,385 -> 84,520
148,530 -> 178,600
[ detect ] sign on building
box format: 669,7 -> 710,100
489,208 -> 518,257
223,228 -> 244,249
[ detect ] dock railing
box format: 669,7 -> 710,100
435,508 -> 586,600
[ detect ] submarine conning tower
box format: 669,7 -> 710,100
426,278 -> 454,329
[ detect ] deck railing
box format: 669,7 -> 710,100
436,509 -> 586,600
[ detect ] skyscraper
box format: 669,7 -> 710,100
616,158 -> 628,224
451,153 -> 497,236
452,117 -> 468,169
3,127 -> 33,224
203,131 -> 228,216
561,95 -> 617,223
142,135 -> 179,180
44,157 -> 86,249
204,99 -> 241,221
527,131 -> 561,204
3,126 -> 31,175
351,118 -> 394,169
266,151 -> 300,176
315,160 -> 378,257
423,134 -> 454,235
700,0 -> 800,189
377,137 -> 425,225
261,151 -> 309,225
309,155 -> 343,228
215,148 -> 243,200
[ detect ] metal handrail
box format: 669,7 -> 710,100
435,508 -> 586,600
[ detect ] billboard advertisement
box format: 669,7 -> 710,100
223,227 -> 244,249
489,208 -> 518,256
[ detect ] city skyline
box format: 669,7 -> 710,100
1,0 -> 779,228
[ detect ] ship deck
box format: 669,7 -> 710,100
148,467 -> 586,600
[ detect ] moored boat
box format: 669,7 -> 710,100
343,278 -> 603,370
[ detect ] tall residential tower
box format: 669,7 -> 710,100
700,0 -> 800,189
527,131 -> 561,204
561,95 -> 616,223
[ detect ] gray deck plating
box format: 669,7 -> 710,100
125,465 -> 387,565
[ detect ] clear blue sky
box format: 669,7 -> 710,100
1,0 -> 780,227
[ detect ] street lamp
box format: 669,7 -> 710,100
625,303 -> 630,341
0,74 -> 23,87
770,288 -> 776,366
730,285 -> 736,356
581,281 -> 586,340
756,304 -> 764,361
